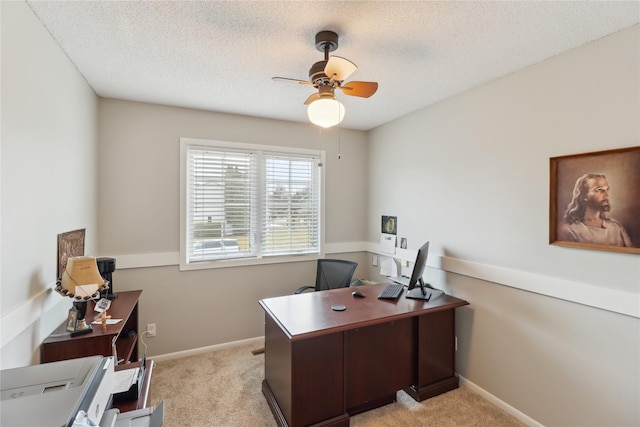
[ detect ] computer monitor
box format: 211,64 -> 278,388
405,241 -> 443,300
405,241 -> 430,296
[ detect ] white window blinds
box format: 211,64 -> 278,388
183,139 -> 322,264
262,153 -> 321,256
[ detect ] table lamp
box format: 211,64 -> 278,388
55,256 -> 109,332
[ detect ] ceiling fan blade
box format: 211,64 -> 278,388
272,77 -> 314,86
340,81 -> 378,98
304,93 -> 321,105
324,56 -> 357,81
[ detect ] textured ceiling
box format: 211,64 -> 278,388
26,1 -> 639,131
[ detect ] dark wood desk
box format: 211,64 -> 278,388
41,290 -> 142,364
259,283 -> 469,427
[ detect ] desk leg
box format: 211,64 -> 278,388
404,309 -> 459,401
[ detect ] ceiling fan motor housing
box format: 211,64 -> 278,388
315,30 -> 339,53
309,61 -> 329,84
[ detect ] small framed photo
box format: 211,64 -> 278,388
382,216 -> 397,235
66,307 -> 78,332
550,146 -> 640,254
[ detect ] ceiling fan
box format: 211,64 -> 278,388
273,30 -> 379,128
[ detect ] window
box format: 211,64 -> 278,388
180,138 -> 324,269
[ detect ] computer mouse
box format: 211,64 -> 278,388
352,291 -> 365,298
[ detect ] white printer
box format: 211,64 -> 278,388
1,355 -> 163,427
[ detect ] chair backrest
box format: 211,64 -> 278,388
314,259 -> 358,291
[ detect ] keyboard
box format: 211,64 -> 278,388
378,283 -> 404,300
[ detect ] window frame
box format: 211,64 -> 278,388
179,137 -> 325,271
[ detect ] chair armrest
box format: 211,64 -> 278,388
294,286 -> 315,294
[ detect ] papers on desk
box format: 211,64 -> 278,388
379,230 -> 398,276
389,275 -> 410,286
379,256 -> 398,277
112,367 -> 139,394
91,318 -> 122,325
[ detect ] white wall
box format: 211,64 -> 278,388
96,99 -> 370,356
0,1 -> 98,368
366,25 -> 639,426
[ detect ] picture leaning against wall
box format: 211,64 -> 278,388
550,146 -> 640,254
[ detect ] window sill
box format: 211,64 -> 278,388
179,253 -> 322,271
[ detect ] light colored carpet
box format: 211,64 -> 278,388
147,341 -> 526,426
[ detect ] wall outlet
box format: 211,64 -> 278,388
147,323 -> 156,337
455,336 -> 458,351
372,254 -> 378,267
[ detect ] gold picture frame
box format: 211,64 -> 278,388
549,146 -> 640,254
57,228 -> 86,278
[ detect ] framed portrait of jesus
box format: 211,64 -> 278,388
549,146 -> 639,254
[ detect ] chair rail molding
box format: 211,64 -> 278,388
104,242 -> 638,319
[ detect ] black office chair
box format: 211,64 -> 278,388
294,259 -> 358,294
251,258 -> 359,356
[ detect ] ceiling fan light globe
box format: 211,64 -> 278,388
307,98 -> 345,128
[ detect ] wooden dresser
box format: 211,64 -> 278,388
41,290 -> 142,364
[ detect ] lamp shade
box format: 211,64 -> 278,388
307,98 -> 345,128
56,256 -> 108,300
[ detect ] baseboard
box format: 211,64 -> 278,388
148,336 -> 264,362
459,375 -> 543,427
